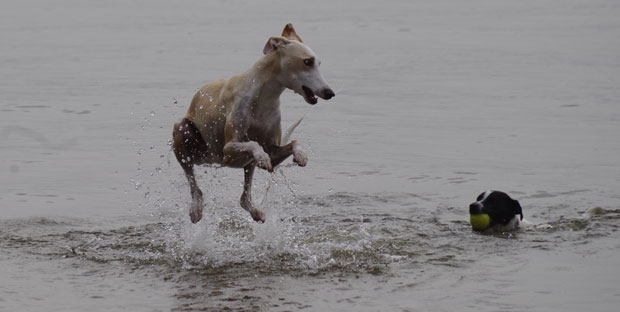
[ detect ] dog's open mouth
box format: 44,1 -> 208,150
302,86 -> 318,105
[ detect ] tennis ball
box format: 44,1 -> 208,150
470,213 -> 490,231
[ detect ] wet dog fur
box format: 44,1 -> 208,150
469,190 -> 523,232
172,24 -> 334,223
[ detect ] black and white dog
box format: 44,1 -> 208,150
469,190 -> 523,232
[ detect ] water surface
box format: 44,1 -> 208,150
1,0 -> 619,311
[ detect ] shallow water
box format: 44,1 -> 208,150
2,0 -> 620,311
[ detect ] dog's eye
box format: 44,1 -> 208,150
303,58 -> 314,67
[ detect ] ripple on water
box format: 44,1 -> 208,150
1,198 -> 619,310
3,203 -> 616,271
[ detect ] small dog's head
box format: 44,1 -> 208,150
469,190 -> 523,232
263,23 -> 334,105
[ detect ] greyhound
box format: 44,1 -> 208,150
172,24 -> 335,223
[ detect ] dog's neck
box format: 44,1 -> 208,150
244,53 -> 286,106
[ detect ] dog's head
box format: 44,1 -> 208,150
469,190 -> 523,232
263,24 -> 334,105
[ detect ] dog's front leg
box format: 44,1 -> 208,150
240,164 -> 265,222
223,141 -> 272,171
221,96 -> 271,222
268,140 -> 307,168
222,96 -> 272,171
291,140 -> 307,167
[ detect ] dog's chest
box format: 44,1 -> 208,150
246,101 -> 282,140
251,99 -> 281,124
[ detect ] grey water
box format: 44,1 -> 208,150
1,0 -> 620,311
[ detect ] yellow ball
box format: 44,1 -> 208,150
470,213 -> 490,231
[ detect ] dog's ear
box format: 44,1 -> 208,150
281,23 -> 303,42
263,36 -> 290,54
513,199 -> 523,221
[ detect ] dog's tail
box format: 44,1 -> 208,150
282,116 -> 305,143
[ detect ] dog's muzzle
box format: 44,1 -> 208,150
469,203 -> 483,215
302,86 -> 335,105
322,88 -> 335,100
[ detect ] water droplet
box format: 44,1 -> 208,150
172,98 -> 178,105
150,110 -> 155,116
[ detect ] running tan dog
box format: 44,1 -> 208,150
172,24 -> 334,223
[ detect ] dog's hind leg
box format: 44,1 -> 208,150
240,164 -> 265,222
172,118 -> 209,223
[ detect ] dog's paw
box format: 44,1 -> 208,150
293,147 -> 307,167
254,151 -> 272,171
250,209 -> 265,223
189,199 -> 204,223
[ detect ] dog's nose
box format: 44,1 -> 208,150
469,203 -> 482,214
322,88 -> 335,100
